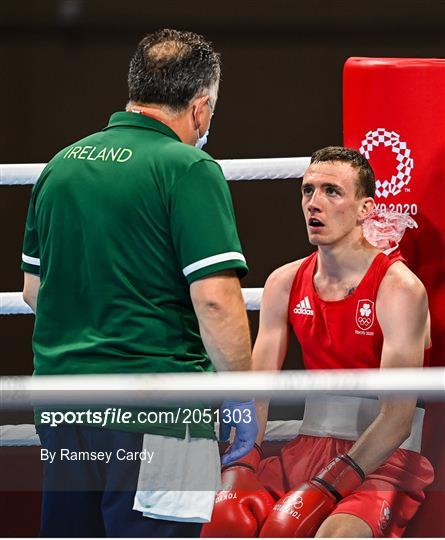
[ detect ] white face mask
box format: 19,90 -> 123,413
195,129 -> 209,149
193,95 -> 214,149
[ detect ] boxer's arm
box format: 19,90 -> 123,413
347,263 -> 428,474
260,265 -> 428,538
23,272 -> 40,313
252,261 -> 302,444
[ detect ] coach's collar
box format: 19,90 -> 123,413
104,112 -> 180,141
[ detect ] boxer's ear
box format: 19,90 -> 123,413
359,197 -> 375,221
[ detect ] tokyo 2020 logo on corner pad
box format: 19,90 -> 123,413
359,128 -> 414,198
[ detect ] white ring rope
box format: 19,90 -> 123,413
1,292 -> 34,315
1,159 -> 304,312
219,157 -> 310,181
1,369 -> 444,408
241,287 -> 263,310
0,289 -> 262,315
0,420 -> 302,446
0,158 -> 310,185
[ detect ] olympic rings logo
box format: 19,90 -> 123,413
356,299 -> 374,330
282,495 -> 304,511
359,128 -> 414,198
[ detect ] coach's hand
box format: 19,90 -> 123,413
259,454 -> 365,537
219,399 -> 258,465
201,445 -> 276,538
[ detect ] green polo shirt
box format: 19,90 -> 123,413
21,112 -> 248,438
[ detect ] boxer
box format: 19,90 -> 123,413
202,146 -> 434,538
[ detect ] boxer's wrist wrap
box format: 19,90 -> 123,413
312,453 -> 365,502
222,443 -> 263,473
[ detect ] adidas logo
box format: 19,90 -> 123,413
293,296 -> 314,316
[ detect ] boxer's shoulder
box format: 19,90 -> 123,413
259,258 -> 309,324
264,257 -> 308,297
379,260 -> 427,303
377,261 -> 428,334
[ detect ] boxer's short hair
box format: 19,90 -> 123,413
128,29 -> 221,112
310,146 -> 375,198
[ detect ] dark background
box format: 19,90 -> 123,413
1,0 -> 444,419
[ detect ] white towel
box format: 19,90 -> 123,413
133,427 -> 221,523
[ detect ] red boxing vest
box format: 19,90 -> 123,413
288,251 -> 428,370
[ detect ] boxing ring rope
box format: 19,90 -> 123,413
1,419 -> 304,446
1,158 -> 308,313
1,293 -> 34,315
1,368 -> 444,409
0,157 -> 311,185
1,289 -> 263,315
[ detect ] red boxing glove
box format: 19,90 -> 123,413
259,454 -> 365,538
201,444 -> 276,538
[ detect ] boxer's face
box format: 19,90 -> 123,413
301,161 -> 367,247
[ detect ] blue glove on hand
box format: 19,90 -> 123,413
219,399 -> 259,466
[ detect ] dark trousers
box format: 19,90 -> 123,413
37,425 -> 202,538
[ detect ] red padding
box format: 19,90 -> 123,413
343,57 -> 445,537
